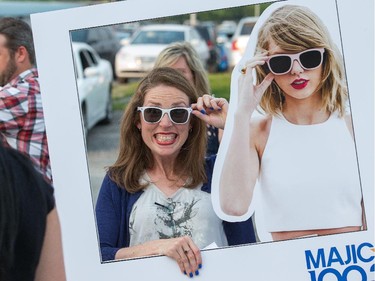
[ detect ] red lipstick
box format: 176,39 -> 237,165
291,79 -> 308,90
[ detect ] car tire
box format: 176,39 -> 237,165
100,88 -> 113,124
117,77 -> 128,84
81,105 -> 89,140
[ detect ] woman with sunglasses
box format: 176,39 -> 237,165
154,41 -> 223,157
204,4 -> 364,241
95,67 -> 256,277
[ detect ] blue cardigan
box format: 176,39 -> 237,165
95,156 -> 256,261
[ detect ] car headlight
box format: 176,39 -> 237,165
117,52 -> 133,62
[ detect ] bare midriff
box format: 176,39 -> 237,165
271,226 -> 362,241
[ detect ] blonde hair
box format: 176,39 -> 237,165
255,5 -> 347,116
108,67 -> 207,193
154,41 -> 211,97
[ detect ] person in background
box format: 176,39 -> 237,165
0,17 -> 52,184
96,67 -> 256,278
196,5 -> 364,241
154,42 -> 222,156
0,143 -> 65,281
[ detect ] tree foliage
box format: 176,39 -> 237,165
143,2 -> 273,25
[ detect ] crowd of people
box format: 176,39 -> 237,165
0,2 -> 366,279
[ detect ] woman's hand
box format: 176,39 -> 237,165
191,95 -> 228,129
115,236 -> 202,277
158,236 -> 202,278
238,54 -> 274,114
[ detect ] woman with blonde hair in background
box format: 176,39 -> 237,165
154,41 -> 222,156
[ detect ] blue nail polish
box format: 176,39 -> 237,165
200,109 -> 206,114
199,264 -> 202,269
189,272 -> 193,278
195,270 -> 199,276
184,271 -> 187,275
210,107 -> 214,110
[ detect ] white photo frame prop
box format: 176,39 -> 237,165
31,0 -> 374,280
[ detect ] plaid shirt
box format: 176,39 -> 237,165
0,68 -> 52,184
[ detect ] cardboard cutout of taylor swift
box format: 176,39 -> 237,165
211,1 -> 366,243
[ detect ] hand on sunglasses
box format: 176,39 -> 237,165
238,55 -> 274,114
239,52 -> 269,75
191,94 -> 228,130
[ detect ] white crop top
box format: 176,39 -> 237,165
129,173 -> 228,249
259,113 -> 362,232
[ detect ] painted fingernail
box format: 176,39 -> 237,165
195,270 -> 199,276
184,271 -> 187,275
200,109 -> 206,114
210,107 -> 214,110
189,272 -> 193,278
199,264 -> 202,269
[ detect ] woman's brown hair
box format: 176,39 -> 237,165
108,67 -> 207,193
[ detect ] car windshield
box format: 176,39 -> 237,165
240,22 -> 256,35
71,30 -> 87,42
131,30 -> 185,44
195,26 -> 210,41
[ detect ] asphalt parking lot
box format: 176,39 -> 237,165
86,110 -> 122,205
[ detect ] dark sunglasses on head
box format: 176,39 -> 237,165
266,48 -> 325,75
137,106 -> 192,124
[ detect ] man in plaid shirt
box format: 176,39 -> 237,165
0,18 -> 52,184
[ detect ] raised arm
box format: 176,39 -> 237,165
219,57 -> 274,217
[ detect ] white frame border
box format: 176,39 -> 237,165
31,0 -> 374,280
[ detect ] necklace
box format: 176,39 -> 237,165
145,171 -> 189,189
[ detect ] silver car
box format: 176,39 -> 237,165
115,24 -> 209,82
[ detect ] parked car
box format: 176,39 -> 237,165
113,22 -> 140,46
195,22 -> 219,72
216,43 -> 229,72
229,16 -> 259,69
71,26 -> 121,78
216,20 -> 237,41
114,29 -> 132,44
71,42 -> 113,135
115,24 -> 209,82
